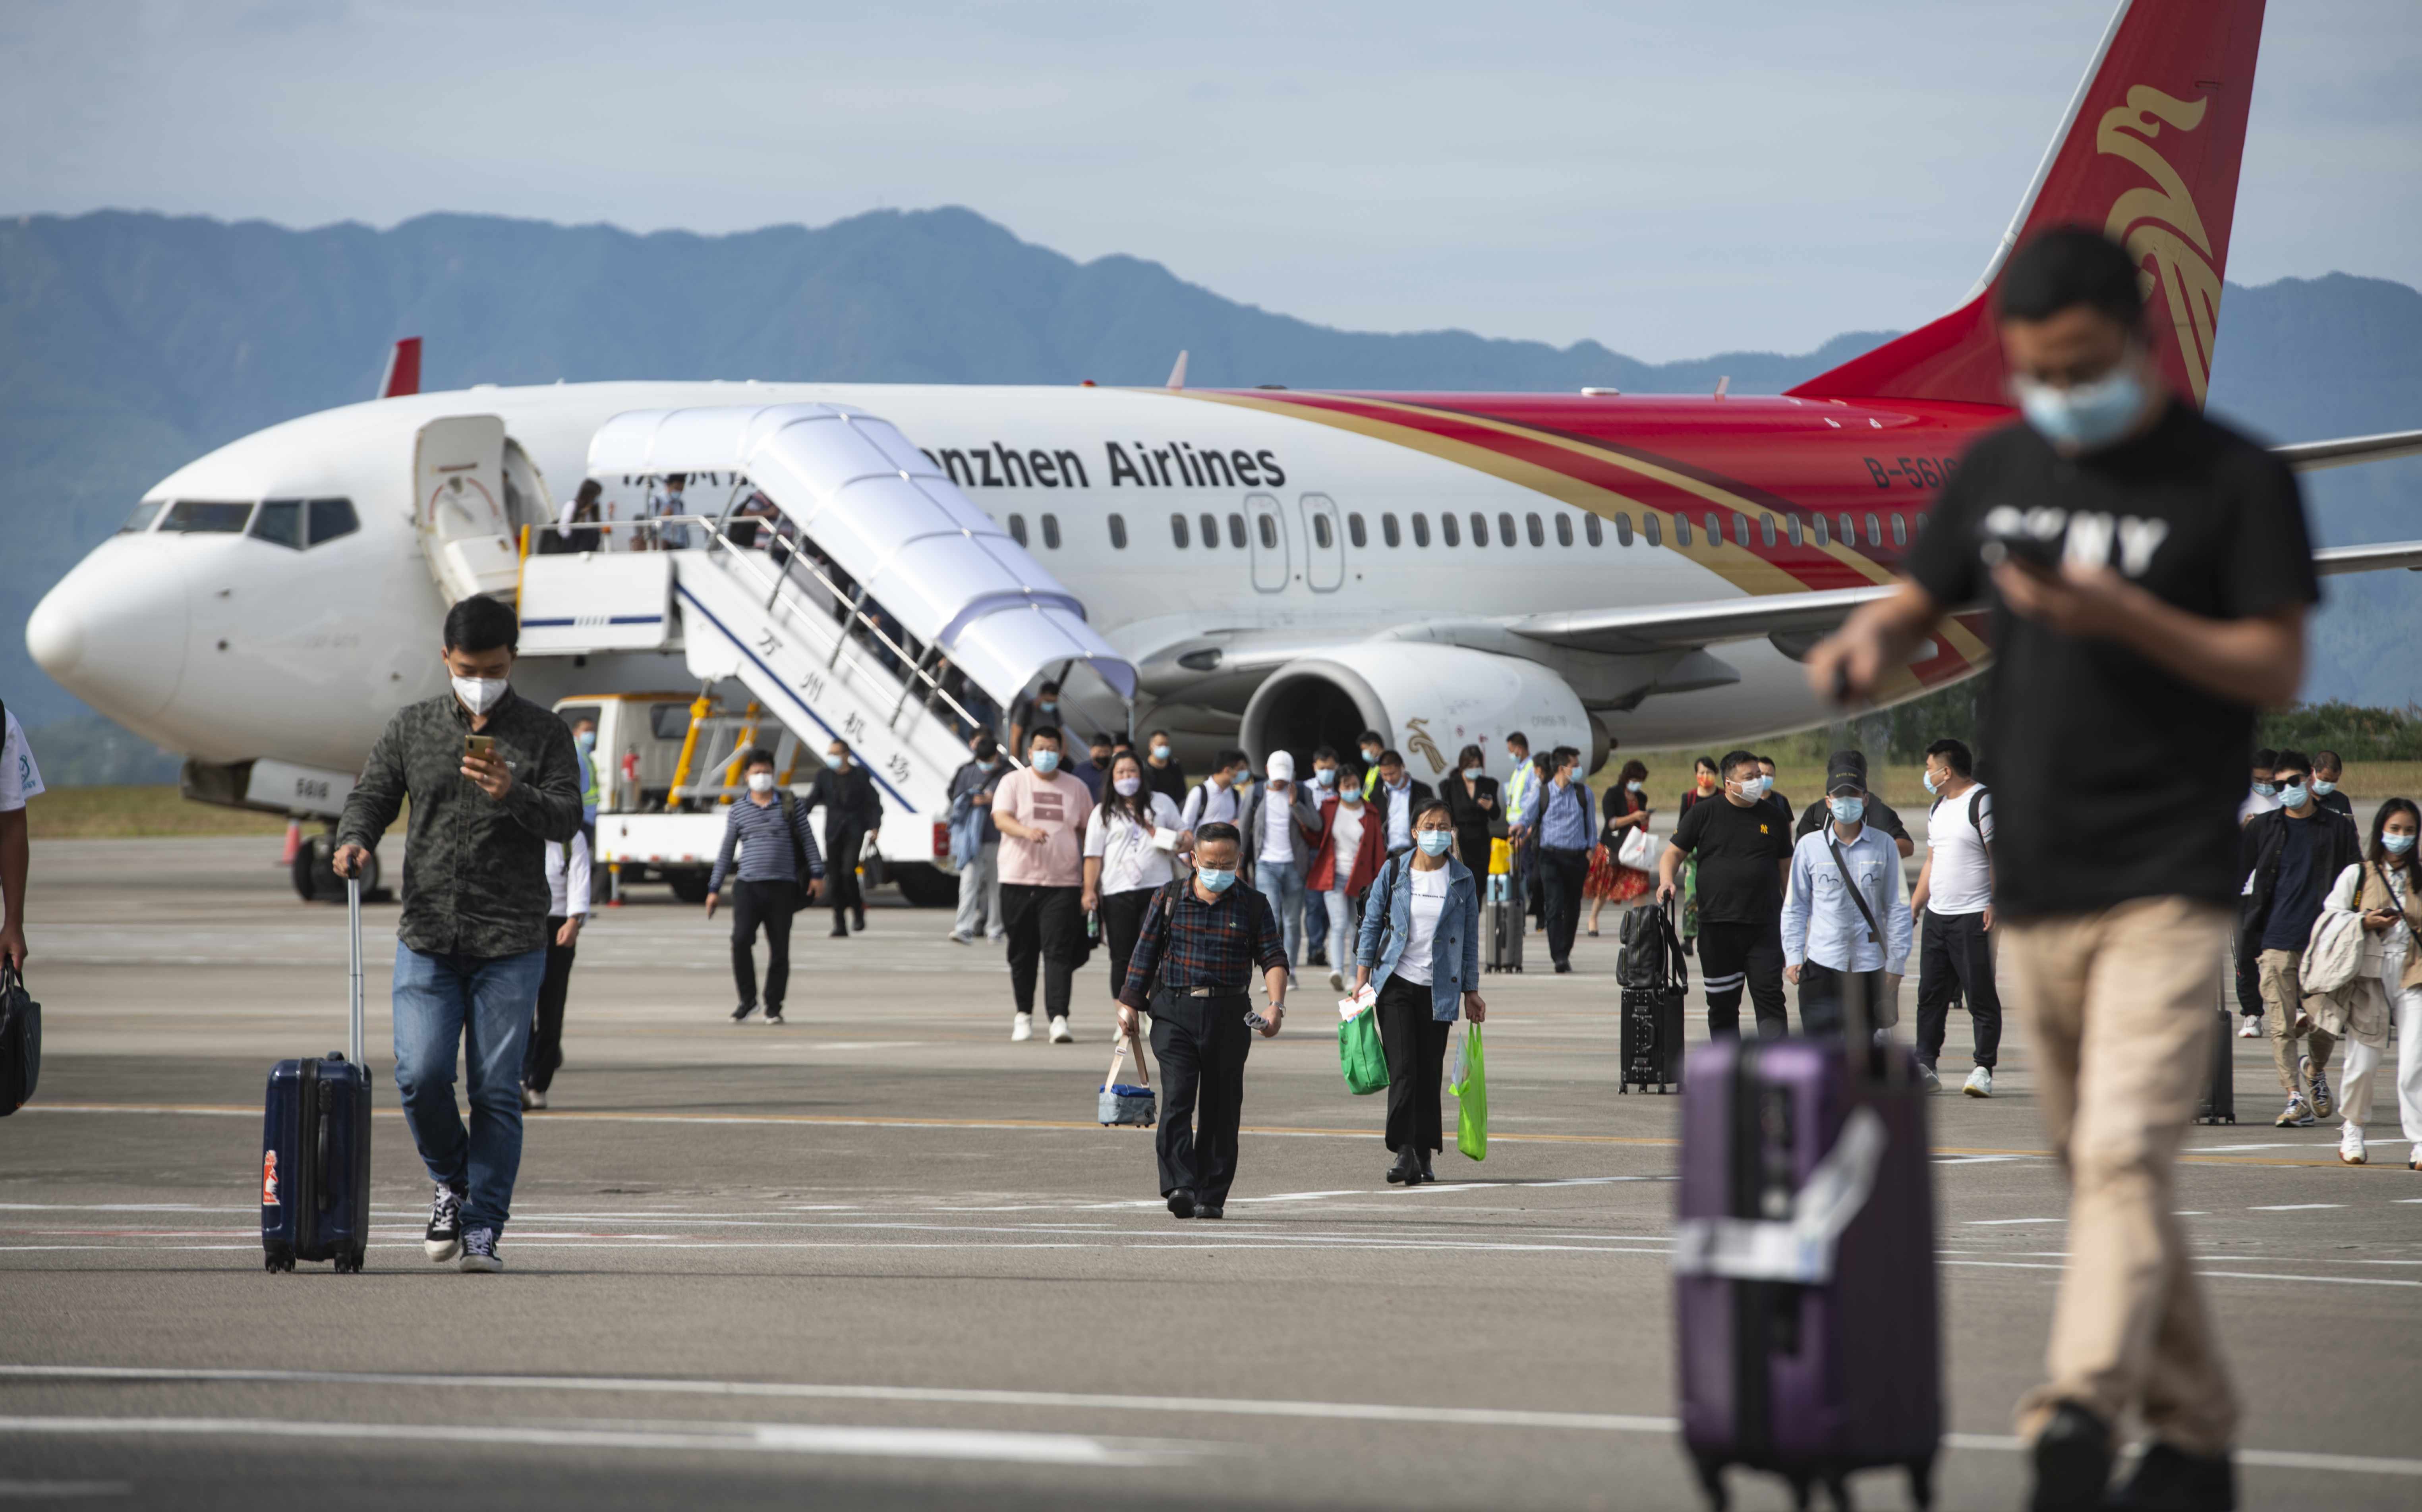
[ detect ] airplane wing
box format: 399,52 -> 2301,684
2273,429 -> 2422,473
1504,540 -> 2422,655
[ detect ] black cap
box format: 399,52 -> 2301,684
1825,749 -> 1868,795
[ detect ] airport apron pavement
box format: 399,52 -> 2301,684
1,838 -> 2416,1510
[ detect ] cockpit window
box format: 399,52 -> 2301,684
120,500 -> 164,534
307,498 -> 359,546
250,500 -> 307,549
160,500 -> 254,533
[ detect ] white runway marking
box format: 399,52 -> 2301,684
1964,1218 -> 2064,1226
0,1415 -> 1189,1467
5,1370 -> 2418,1480
2250,1204 -> 2346,1211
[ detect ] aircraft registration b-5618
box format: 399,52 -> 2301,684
25,0 -> 2422,895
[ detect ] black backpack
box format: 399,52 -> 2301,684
1616,902 -> 1688,992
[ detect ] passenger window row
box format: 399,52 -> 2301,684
123,497 -> 360,548
995,503 -> 1917,556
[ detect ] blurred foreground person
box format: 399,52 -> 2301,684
1808,228 -> 2317,1512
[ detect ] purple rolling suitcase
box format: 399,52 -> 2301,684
1673,974 -> 1940,1510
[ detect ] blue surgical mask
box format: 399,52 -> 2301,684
979,757 -> 999,771
574,731 -> 595,753
2312,780 -> 2337,797
2279,784 -> 2308,809
1829,795 -> 1866,824
1922,769 -> 1940,795
1462,766 -> 1482,781
1151,743 -> 1171,761
1232,769 -> 1253,787
1314,768 -> 1336,789
1032,750 -> 1061,774
2386,832 -> 2416,855
1417,830 -> 1452,857
2014,364 -> 2149,453
1037,701 -> 1057,715
1626,780 -> 1643,793
2252,782 -> 2276,797
1196,867 -> 1237,892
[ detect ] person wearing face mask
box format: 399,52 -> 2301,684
2233,747 -> 2282,1038
1780,753 -> 1911,1036
568,717 -> 600,843
1082,752 -> 1187,1002
2309,750 -> 2353,819
2310,798 -> 2422,1168
1141,729 -> 1188,807
1299,747 -> 1345,968
1357,730 -> 1390,798
705,749 -> 827,1025
1353,798 -> 1485,1186
1793,751 -> 1914,861
1657,750 -> 1791,1039
2238,749 -> 2362,1129
1180,747 -> 1253,832
992,726 -> 1097,1043
1308,759 -> 1387,993
333,596 -> 584,1274
1532,746 -> 1594,974
946,734 -> 1007,946
1371,751 -> 1436,862
2237,748 -> 2281,826
1674,755 -> 1721,954
1585,759 -> 1655,938
1805,228 -> 2323,1511
1008,679 -> 1063,760
1441,743 -> 1501,884
1115,823 -> 1287,1220
647,473 -> 692,552
1909,738 -> 2001,1096
1072,732 -> 1116,801
802,739 -> 883,937
1236,750 -> 1324,986
1755,756 -> 1793,825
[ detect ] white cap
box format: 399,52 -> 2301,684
1265,750 -> 1295,782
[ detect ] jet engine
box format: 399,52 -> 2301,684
1238,645 -> 1597,784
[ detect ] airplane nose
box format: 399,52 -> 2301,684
26,538 -> 189,722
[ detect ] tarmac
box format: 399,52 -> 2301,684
1,835 -> 2417,1511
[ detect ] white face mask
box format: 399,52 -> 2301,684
1113,776 -> 1142,797
828,751 -> 849,769
748,772 -> 776,794
450,675 -> 509,715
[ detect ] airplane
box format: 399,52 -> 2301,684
24,0 -> 2422,903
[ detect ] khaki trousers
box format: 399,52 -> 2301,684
2257,948 -> 2337,1098
1999,896 -> 2239,1456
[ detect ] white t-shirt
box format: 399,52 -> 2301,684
1260,788 -> 1296,863
1395,866 -> 1450,986
2237,786 -> 2282,825
1083,792 -> 1185,894
0,711 -> 44,813
1183,779 -> 1241,829
1926,784 -> 1994,917
1321,802 -> 1367,889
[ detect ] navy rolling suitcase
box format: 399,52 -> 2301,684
1618,902 -> 1687,1094
1673,971 -> 1941,1509
262,875 -> 373,1274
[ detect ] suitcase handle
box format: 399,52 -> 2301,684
347,874 -> 363,1068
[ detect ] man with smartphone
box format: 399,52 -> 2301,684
334,597 -> 584,1275
1806,229 -> 2316,1512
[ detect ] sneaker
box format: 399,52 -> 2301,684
1328,967 -> 1345,992
947,931 -> 972,946
765,1008 -> 785,1026
1011,1012 -> 1033,1043
457,1227 -> 503,1273
2339,1125 -> 2367,1166
2306,1062 -> 2334,1120
1048,1016 -> 1073,1044
525,1086 -> 547,1111
2237,1016 -> 2262,1039
2104,1439 -> 2236,1511
518,1083 -> 537,1111
731,1002 -> 756,1023
1964,1067 -> 1994,1099
1917,1062 -> 1942,1093
2275,1096 -> 2315,1128
2028,1402 -> 2114,1512
423,1185 -> 464,1263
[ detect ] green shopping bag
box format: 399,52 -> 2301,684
1338,1003 -> 1390,1095
1449,1022 -> 1487,1161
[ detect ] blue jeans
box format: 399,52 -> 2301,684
1258,857 -> 1306,969
1302,889 -> 1330,958
392,942 -> 547,1234
1311,888 -> 1359,977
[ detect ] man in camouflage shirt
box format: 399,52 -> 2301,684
336,597 -> 581,1273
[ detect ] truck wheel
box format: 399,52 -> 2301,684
888,862 -> 957,909
667,871 -> 711,905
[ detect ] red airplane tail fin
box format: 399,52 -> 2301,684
1788,0 -> 2266,408
379,336 -> 422,399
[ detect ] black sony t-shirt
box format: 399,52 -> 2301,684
1670,796 -> 1791,925
1906,402 -> 2318,917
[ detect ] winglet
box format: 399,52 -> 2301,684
379,337 -> 422,399
1166,350 -> 1189,391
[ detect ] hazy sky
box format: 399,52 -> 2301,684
6,0 -> 2416,360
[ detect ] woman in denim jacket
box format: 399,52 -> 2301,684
1353,798 -> 1486,1185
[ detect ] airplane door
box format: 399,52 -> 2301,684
1300,492 -> 1344,592
1245,492 -> 1289,593
414,415 -> 521,603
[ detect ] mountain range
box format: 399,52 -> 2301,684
2,207 -> 2416,780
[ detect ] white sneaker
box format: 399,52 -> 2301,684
1011,1012 -> 1033,1042
947,931 -> 972,945
2339,1124 -> 2368,1165
2237,1016 -> 2263,1039
525,1086 -> 547,1110
1963,1067 -> 1993,1098
1328,968 -> 1345,993
1048,1016 -> 1073,1044
1916,1062 -> 1941,1093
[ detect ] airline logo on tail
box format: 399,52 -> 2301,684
2099,85 -> 2221,404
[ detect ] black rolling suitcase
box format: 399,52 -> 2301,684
2196,967 -> 2235,1124
0,960 -> 39,1116
261,875 -> 373,1273
1618,902 -> 1687,1093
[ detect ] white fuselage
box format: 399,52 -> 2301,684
29,379 -> 1840,781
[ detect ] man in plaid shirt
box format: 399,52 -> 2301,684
1116,822 -> 1288,1220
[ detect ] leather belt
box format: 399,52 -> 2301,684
1179,984 -> 1245,997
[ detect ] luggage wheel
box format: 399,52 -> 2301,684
264,1254 -> 294,1274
